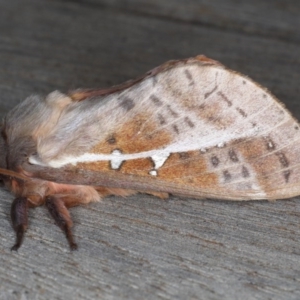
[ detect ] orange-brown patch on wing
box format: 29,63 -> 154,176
121,158 -> 153,176
235,138 -> 267,161
76,160 -> 110,172
235,137 -> 283,192
91,113 -> 172,154
159,151 -> 218,188
251,155 -> 282,180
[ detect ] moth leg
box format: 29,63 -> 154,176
10,197 -> 29,251
45,195 -> 77,250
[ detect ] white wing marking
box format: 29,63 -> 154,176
149,170 -> 158,176
151,153 -> 170,169
30,124 -> 260,168
110,149 -> 123,169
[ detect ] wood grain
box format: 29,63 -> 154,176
1,0 -> 300,299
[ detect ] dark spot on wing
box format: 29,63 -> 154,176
150,95 -> 163,106
275,152 -> 289,168
229,149 -> 239,162
184,70 -> 194,86
107,135 -> 116,144
236,107 -> 247,118
242,166 -> 250,178
217,91 -> 232,107
283,170 -> 291,183
223,170 -> 232,182
167,105 -> 179,118
172,124 -> 179,134
204,85 -> 217,99
184,117 -> 195,128
211,156 -> 219,167
120,97 -> 135,111
157,114 -> 166,125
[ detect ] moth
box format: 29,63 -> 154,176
0,55 -> 298,250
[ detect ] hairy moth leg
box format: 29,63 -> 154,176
10,197 -> 29,251
45,195 -> 78,250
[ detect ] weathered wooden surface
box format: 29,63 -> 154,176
1,0 -> 300,299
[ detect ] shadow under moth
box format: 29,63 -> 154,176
1,55 -> 298,250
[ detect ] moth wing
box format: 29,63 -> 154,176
25,56 -> 300,200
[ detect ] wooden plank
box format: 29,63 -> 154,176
83,0 -> 300,42
0,0 -> 300,299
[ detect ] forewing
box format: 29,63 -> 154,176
25,56 -> 300,200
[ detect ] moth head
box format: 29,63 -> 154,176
1,91 -> 73,172
0,122 -> 30,182
1,95 -> 44,171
